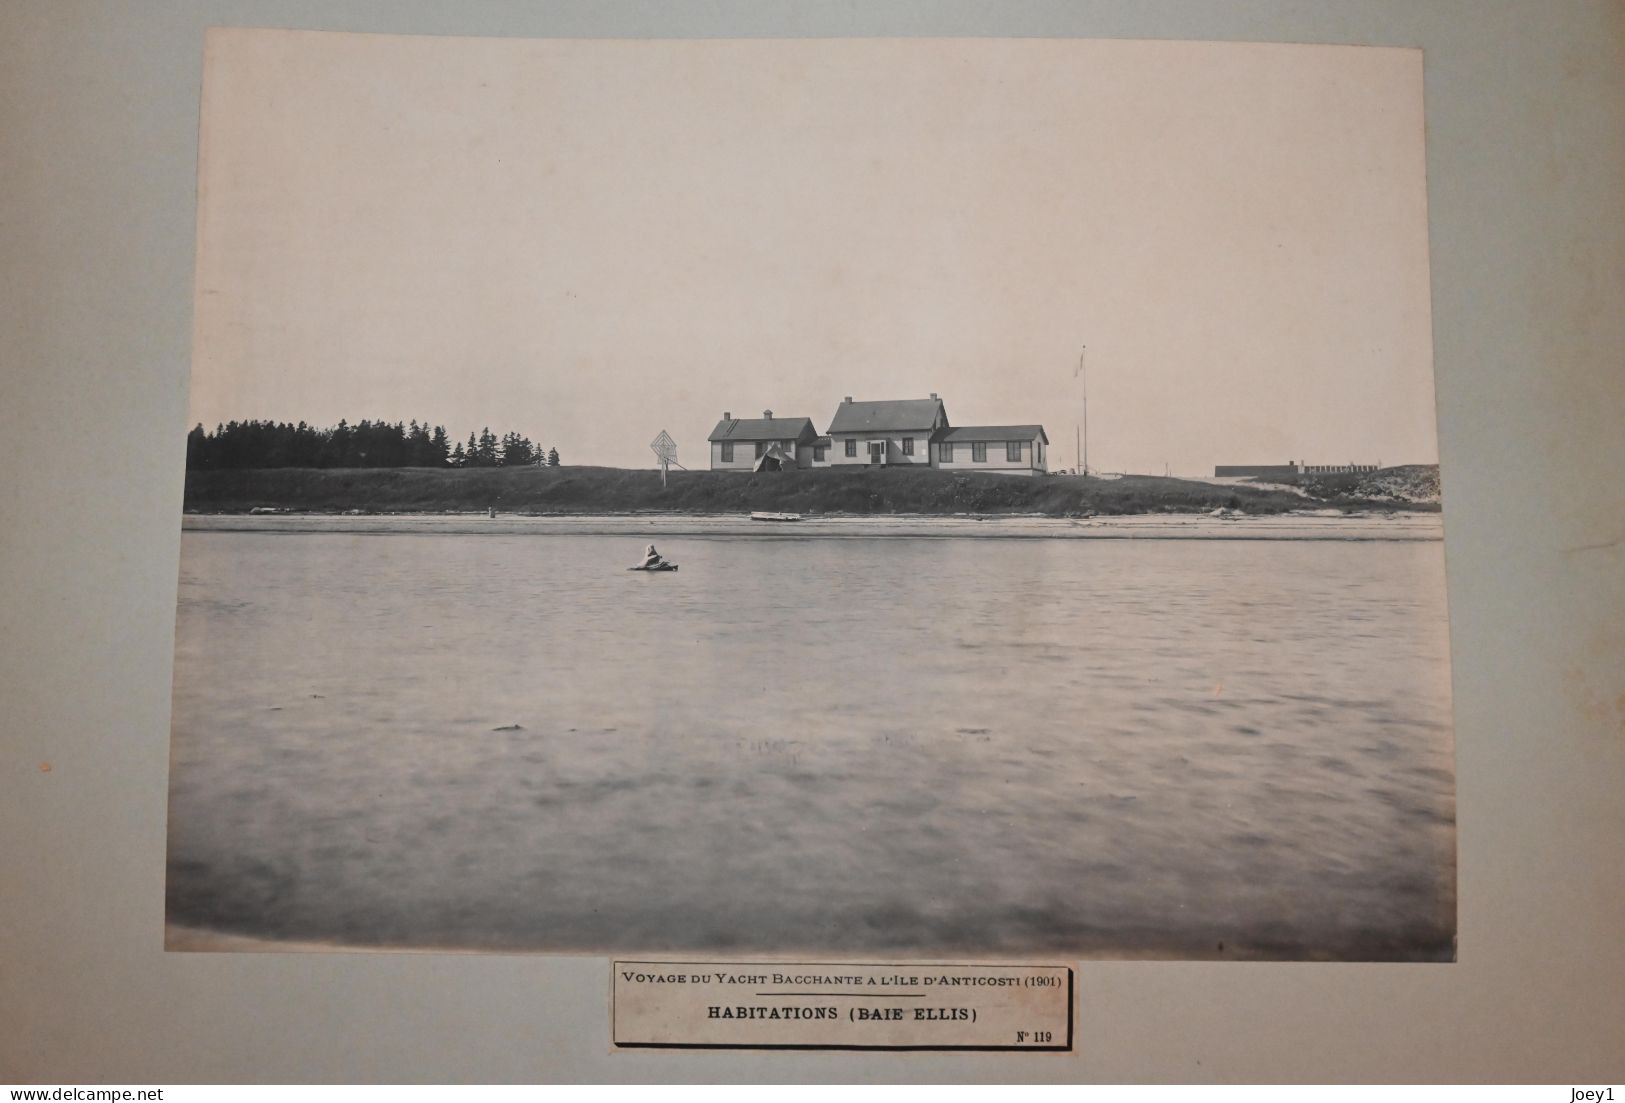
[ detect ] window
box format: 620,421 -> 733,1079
814,445 -> 826,462
941,442 -> 954,462
845,439 -> 857,458
720,442 -> 734,462
902,437 -> 915,456
1006,441 -> 1022,462
754,441 -> 765,459
972,442 -> 988,462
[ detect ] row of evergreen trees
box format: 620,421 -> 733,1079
449,427 -> 559,469
185,420 -> 560,470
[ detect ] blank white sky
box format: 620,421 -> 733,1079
191,31 -> 1438,474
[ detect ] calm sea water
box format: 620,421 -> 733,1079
166,532 -> 1455,959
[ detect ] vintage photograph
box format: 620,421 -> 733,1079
166,30 -> 1454,960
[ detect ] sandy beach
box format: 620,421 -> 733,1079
182,510 -> 1443,541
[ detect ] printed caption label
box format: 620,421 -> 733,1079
612,960 -> 1073,1051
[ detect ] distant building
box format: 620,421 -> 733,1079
708,394 -> 1048,475
707,411 -> 820,471
1296,463 -> 1379,475
1214,460 -> 1380,478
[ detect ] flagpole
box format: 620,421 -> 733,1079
1079,345 -> 1088,477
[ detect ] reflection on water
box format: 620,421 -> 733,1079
166,533 -> 1455,959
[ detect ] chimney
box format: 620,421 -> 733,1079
843,395 -> 853,404
929,392 -> 938,399
763,409 -> 773,418
723,411 -> 732,420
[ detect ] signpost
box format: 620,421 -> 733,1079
650,430 -> 678,489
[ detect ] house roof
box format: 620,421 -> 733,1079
938,424 -> 1049,444
708,417 -> 816,442
827,398 -> 945,434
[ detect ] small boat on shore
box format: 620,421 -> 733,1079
750,511 -> 803,522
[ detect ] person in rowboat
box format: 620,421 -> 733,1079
637,543 -> 667,569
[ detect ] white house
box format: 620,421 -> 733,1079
824,395 -> 948,467
935,425 -> 1049,475
707,410 -> 819,471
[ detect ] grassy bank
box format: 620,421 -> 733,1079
183,465 -> 1439,516
1269,464 -> 1441,505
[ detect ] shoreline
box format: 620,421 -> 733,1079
181,465 -> 1441,521
182,510 -> 1444,541
162,923 -> 1447,962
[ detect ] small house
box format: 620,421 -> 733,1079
708,410 -> 819,471
935,425 -> 1050,476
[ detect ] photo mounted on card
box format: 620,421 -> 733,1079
167,30 -> 1454,963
